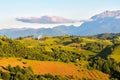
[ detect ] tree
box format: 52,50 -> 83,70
1,72 -> 11,80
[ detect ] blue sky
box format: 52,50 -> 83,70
0,0 -> 120,29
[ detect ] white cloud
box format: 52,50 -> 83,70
0,18 -> 83,29
16,16 -> 76,24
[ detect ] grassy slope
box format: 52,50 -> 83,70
0,58 -> 109,80
19,37 -> 113,46
109,45 -> 120,62
19,37 -> 112,54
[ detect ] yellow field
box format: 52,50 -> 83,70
0,58 -> 109,80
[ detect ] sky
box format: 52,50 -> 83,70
0,0 -> 120,29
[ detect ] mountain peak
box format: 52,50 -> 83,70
92,10 -> 120,19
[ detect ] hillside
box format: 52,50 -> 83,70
98,44 -> 120,62
0,58 -> 109,80
0,35 -> 119,79
98,36 -> 120,59
109,45 -> 120,62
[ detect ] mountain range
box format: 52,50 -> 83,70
1,10 -> 120,38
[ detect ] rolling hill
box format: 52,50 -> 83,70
0,35 -> 119,79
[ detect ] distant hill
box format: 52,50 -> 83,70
90,33 -> 120,40
0,10 -> 120,38
0,25 -> 79,38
